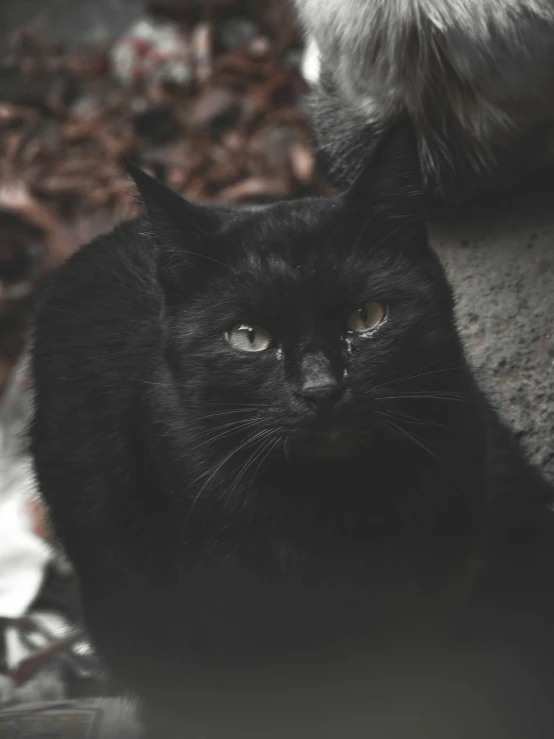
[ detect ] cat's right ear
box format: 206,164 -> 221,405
124,161 -> 219,240
343,118 -> 425,226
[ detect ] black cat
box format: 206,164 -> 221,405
31,122 -> 554,738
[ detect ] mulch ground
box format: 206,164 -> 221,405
0,0 -> 327,391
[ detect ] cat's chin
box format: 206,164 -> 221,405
289,426 -> 371,459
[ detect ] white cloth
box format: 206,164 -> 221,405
0,459 -> 51,619
0,351 -> 52,619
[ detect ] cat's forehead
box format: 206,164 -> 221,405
227,198 -> 341,254
226,198 -> 374,279
225,200 -> 353,286
213,199 -> 404,312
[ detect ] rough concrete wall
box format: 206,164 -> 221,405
433,194 -> 554,483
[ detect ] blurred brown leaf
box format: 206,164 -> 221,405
0,3 -> 325,389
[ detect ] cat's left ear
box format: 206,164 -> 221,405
343,118 -> 425,225
125,161 -> 219,239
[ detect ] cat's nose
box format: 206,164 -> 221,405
296,352 -> 342,404
297,380 -> 341,403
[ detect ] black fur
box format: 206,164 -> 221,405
31,122 -> 554,737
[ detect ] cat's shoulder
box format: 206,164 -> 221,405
62,216 -> 158,281
34,216 -> 163,361
40,217 -> 160,311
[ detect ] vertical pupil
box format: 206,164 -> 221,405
247,328 -> 255,344
360,306 -> 368,324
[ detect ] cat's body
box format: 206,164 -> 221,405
31,125 -> 554,736
293,0 -> 554,201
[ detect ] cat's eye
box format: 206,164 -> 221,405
347,300 -> 386,334
226,323 -> 274,352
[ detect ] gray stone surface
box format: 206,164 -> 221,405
432,194 -> 554,483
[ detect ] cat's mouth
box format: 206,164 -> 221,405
289,425 -> 369,458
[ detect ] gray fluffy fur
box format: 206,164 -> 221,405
294,0 -> 554,198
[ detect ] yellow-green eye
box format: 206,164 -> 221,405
226,323 -> 273,352
347,300 -> 386,334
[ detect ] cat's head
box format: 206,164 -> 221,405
128,121 -> 465,473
